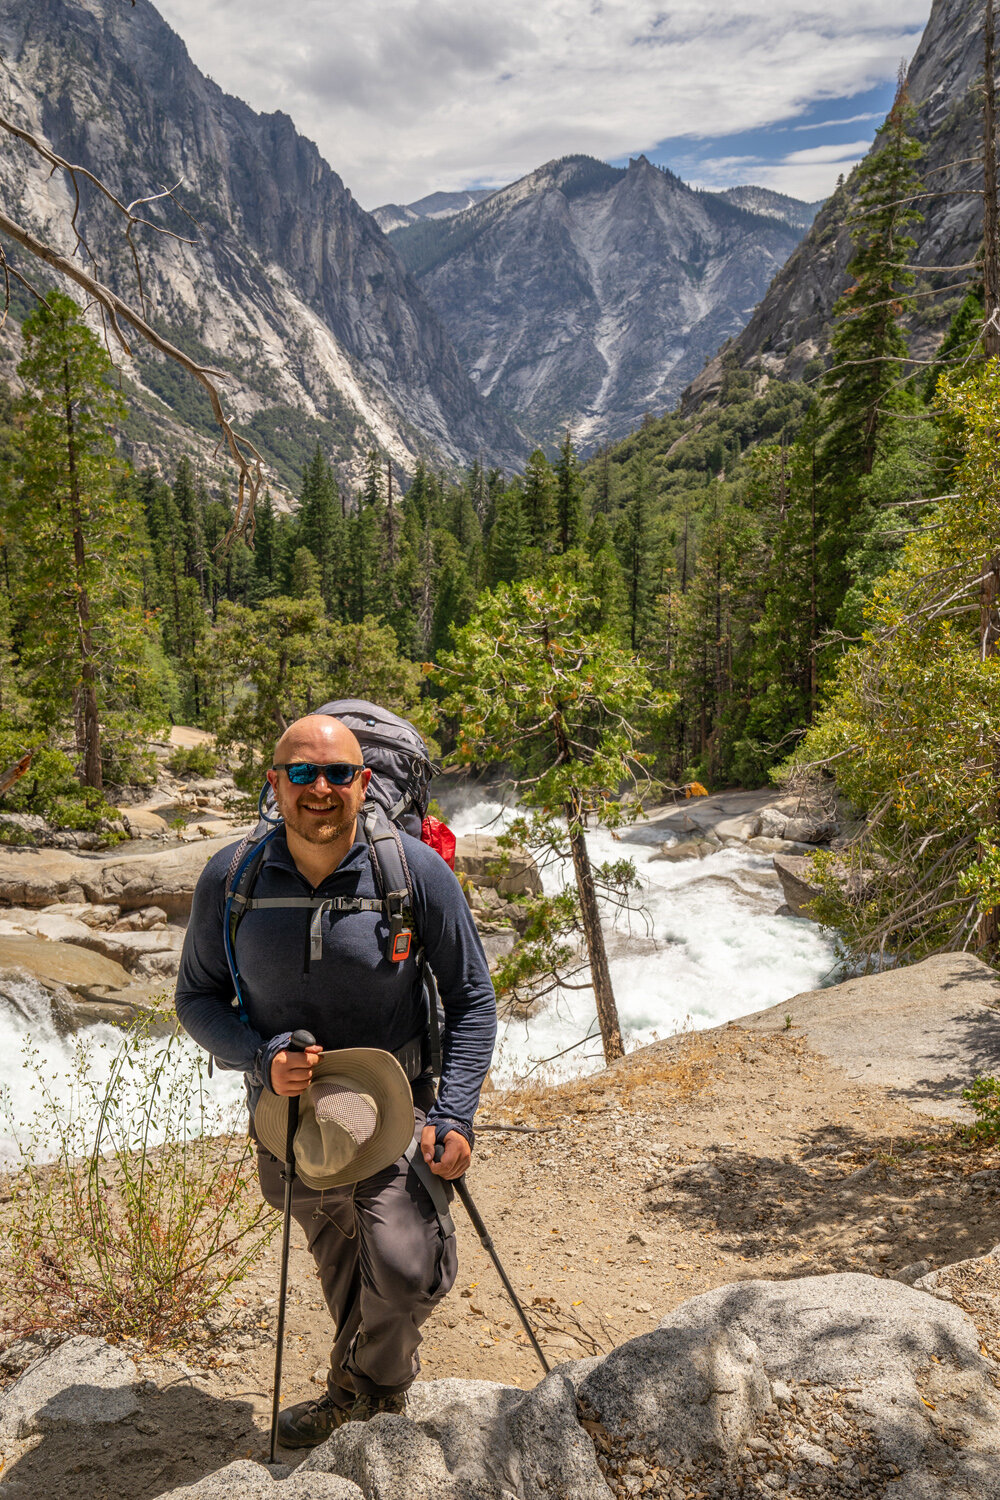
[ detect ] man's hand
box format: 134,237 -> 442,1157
421,1124 -> 471,1180
270,1043 -> 323,1096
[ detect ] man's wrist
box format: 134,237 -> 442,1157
431,1118 -> 474,1150
255,1032 -> 292,1093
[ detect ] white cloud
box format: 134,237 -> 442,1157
690,140 -> 873,201
154,0 -> 930,205
794,111 -> 884,130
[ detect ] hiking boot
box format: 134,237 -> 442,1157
276,1391 -> 353,1448
350,1390 -> 407,1422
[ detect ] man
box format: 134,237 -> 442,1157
175,713 -> 497,1447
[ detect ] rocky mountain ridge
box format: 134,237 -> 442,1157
372,189 -> 494,236
0,0 -> 525,490
684,0 -> 982,406
389,154 -> 815,450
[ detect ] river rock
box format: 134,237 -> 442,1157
0,836 -> 237,918
122,808 -> 171,837
0,847 -> 92,906
66,926 -> 184,978
651,836 -> 716,862
782,814 -> 838,844
94,837 -> 239,918
453,835 -> 541,897
713,813 -> 757,843
155,1462 -> 361,1498
0,937 -> 131,994
754,806 -> 788,839
0,1335 -> 139,1439
772,853 -> 822,917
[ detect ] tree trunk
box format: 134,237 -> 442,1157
985,0 -> 1000,359
978,552 -> 1000,952
565,796 -> 624,1063
64,361 -> 102,789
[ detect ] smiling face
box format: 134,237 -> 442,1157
267,715 -> 371,848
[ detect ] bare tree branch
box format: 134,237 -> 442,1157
0,114 -> 261,544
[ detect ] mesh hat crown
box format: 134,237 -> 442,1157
254,1048 -> 414,1190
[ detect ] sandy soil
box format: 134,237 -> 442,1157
4,1022 -> 998,1498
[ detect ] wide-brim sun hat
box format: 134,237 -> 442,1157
254,1047 -> 415,1190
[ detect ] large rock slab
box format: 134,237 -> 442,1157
0,837 -> 237,920
91,837 -> 238,919
578,1309 -> 770,1462
740,952 -> 1000,1120
155,1461 -> 361,1498
453,835 -> 541,897
303,1372 -> 609,1500
580,1274 -> 1000,1499
0,1335 -> 139,1439
0,937 -> 131,994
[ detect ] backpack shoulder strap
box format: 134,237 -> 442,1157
360,801 -> 417,963
360,801 -> 442,1074
224,827 -> 280,1022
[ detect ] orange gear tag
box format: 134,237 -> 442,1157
391,927 -> 412,962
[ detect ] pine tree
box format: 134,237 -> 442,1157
554,429 -> 584,553
9,293 -> 159,785
297,446 -> 344,612
522,449 -> 557,557
615,452 -> 658,649
486,483 -> 530,586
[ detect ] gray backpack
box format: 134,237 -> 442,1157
222,699 -> 443,1075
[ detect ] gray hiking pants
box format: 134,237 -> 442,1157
256,1098 -> 458,1407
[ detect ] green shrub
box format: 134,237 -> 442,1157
961,1075 -> 1000,1142
0,725 -> 120,831
167,743 -> 219,779
0,1022 -> 275,1346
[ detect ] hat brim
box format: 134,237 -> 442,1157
254,1047 -> 415,1190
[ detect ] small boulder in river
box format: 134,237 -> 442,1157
453,834 -> 541,897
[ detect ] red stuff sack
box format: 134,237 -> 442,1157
421,815 -> 456,869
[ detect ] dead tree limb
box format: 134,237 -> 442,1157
0,114 -> 263,543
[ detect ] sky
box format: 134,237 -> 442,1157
154,0 -> 932,210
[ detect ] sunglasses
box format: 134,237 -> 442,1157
273,762 -> 366,787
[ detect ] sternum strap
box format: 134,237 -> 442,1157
238,894 -> 384,961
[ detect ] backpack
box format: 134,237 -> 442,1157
222,700 -> 445,1075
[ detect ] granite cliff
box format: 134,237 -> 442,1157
684,0 -> 983,406
0,0 -> 525,488
390,155 -> 814,451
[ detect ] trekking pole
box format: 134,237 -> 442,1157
436,1148 -> 550,1375
269,1029 -> 317,1463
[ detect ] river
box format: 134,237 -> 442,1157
0,797 -> 838,1162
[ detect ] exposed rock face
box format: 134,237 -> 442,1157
142,1272 -> 1000,1498
684,0 -> 982,402
741,951 -> 1000,1121
0,0 -> 525,484
0,1336 -> 139,1440
392,155 -> 811,449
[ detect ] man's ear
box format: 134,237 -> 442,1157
266,768 -> 279,792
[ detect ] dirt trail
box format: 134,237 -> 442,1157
8,1022 -> 991,1498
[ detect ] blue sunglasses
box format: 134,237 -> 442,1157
273,762 -> 365,786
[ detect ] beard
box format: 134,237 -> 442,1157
281,782 -> 366,846
290,809 -> 353,844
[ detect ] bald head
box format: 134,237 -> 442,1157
273,715 -> 363,767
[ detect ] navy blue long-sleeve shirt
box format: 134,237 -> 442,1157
174,827 -> 497,1137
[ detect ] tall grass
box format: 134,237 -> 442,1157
0,1022 -> 274,1346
